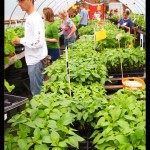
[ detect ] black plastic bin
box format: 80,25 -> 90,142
4,94 -> 28,120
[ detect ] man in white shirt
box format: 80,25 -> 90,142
13,0 -> 48,96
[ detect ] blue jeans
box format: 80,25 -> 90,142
28,61 -> 44,96
64,35 -> 76,48
48,48 -> 60,62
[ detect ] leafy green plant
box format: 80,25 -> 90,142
4,26 -> 24,92
71,37 -> 95,50
14,26 -> 24,38
78,24 -> 94,36
90,89 -> 146,150
99,47 -> 145,72
109,15 -> 119,22
5,93 -> 84,150
4,26 -> 23,68
43,48 -> 109,85
130,13 -> 146,30
42,81 -> 108,125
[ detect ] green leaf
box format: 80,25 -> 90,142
33,118 -> 45,128
52,147 -> 61,150
42,135 -> 52,143
37,110 -> 45,118
58,141 -> 68,147
90,130 -> 99,139
102,126 -> 113,137
67,136 -> 79,148
137,145 -> 145,150
14,59 -> 22,68
95,117 -> 105,129
47,120 -> 57,129
95,110 -> 105,118
50,113 -> 60,120
57,112 -> 74,126
51,131 -> 60,145
24,122 -> 36,128
40,129 -> 49,137
5,42 -> 15,54
4,79 -> 15,92
77,112 -> 82,120
50,74 -> 57,82
18,124 -> 30,138
119,143 -> 133,150
33,128 -> 40,141
115,134 -> 130,145
58,125 -> 68,133
18,139 -> 28,149
124,115 -> 136,121
95,143 -> 111,150
24,142 -> 33,150
41,98 -> 50,107
93,133 -> 103,145
8,114 -> 22,123
30,99 -> 39,108
83,112 -> 88,121
109,106 -> 121,122
34,144 -> 49,150
4,57 -> 10,64
105,147 -> 116,150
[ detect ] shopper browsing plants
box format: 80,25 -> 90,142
58,9 -> 77,48
118,11 -> 132,33
43,7 -> 60,62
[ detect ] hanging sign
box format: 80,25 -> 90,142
97,5 -> 101,10
72,5 -> 77,10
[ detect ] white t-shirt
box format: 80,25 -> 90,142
20,11 -> 48,65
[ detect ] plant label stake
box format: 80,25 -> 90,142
116,33 -> 124,79
140,33 -> 144,49
65,46 -> 72,97
94,25 -> 96,51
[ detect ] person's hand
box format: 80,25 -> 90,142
121,25 -> 125,28
12,38 -> 21,46
67,34 -> 71,40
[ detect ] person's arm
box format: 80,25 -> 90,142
46,24 -> 59,43
13,18 -> 46,49
67,25 -> 76,39
67,20 -> 76,39
121,19 -> 132,33
121,25 -> 130,33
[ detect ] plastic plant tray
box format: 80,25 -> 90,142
4,94 -> 28,113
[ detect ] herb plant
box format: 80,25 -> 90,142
5,93 -> 84,150
91,89 -> 146,150
99,47 -> 145,72
43,48 -> 109,85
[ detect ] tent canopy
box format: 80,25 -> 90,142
5,0 -> 145,20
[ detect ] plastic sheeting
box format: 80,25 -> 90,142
5,0 -> 145,20
119,0 -> 145,15
5,0 -> 77,20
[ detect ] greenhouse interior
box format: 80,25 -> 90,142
4,0 -> 146,149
